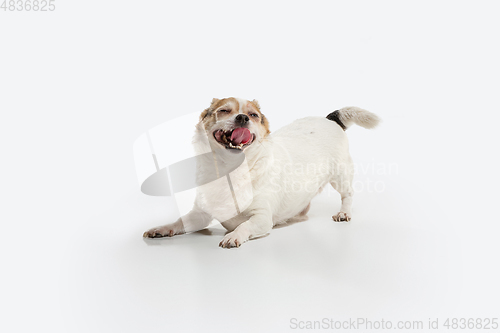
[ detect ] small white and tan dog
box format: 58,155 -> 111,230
143,97 -> 380,248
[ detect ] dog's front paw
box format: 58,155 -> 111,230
143,224 -> 184,238
219,231 -> 248,249
332,212 -> 351,222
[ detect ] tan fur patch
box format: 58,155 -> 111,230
200,97 -> 238,129
247,100 -> 270,136
250,99 -> 260,110
260,113 -> 271,136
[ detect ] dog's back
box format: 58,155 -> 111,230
264,108 -> 379,224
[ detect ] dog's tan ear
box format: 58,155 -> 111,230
200,98 -> 220,121
199,107 -> 211,121
261,113 -> 271,136
251,99 -> 261,110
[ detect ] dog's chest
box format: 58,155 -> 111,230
195,159 -> 254,222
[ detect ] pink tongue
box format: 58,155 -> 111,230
230,127 -> 252,145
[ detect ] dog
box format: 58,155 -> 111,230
143,97 -> 380,248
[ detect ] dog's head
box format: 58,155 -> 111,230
199,97 -> 270,152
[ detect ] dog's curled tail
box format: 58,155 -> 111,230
326,107 -> 380,131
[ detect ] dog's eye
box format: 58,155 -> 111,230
219,109 -> 230,113
249,113 -> 259,118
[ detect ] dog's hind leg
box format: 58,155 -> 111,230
299,202 -> 311,216
285,202 -> 311,223
330,169 -> 354,222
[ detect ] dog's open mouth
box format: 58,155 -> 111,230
213,127 -> 255,150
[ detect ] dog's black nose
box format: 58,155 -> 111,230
235,114 -> 249,124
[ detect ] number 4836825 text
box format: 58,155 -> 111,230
1,0 -> 56,11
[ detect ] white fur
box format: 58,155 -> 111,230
236,97 -> 247,113
144,100 -> 380,248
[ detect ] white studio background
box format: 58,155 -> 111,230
1,1 -> 499,332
